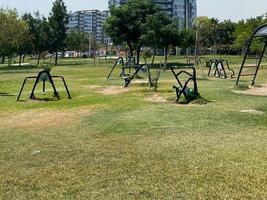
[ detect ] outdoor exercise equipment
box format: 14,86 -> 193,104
123,64 -> 147,87
106,56 -> 147,87
17,69 -> 71,101
207,59 -> 235,79
236,24 -> 267,85
106,56 -> 136,79
147,63 -> 163,91
169,63 -> 199,103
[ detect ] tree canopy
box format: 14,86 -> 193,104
48,0 -> 69,65
66,30 -> 88,54
104,0 -> 159,63
0,9 -> 30,66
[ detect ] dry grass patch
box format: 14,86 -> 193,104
91,86 -> 130,95
0,106 -> 99,131
240,109 -> 264,115
233,84 -> 267,96
145,94 -> 169,103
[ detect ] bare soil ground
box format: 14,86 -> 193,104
233,84 -> 267,96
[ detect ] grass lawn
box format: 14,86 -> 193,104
0,55 -> 267,199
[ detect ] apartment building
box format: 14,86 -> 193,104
173,0 -> 197,30
108,0 -> 197,29
68,10 -> 109,44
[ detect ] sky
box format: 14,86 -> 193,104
0,0 -> 266,22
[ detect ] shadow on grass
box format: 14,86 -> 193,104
197,77 -> 211,81
17,97 -> 60,102
0,64 -> 37,71
233,83 -> 250,90
170,95 -> 212,105
0,92 -> 15,97
191,95 -> 212,105
57,63 -> 86,67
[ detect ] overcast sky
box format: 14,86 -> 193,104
0,0 -> 266,22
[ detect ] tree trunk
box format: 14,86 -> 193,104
136,46 -> 141,65
93,50 -> 96,66
127,42 -> 134,57
152,48 -> 156,65
164,47 -> 168,67
37,52 -> 41,67
8,56 -> 12,67
55,51 -> 58,66
19,54 -> 22,67
105,44 -> 108,63
1,55 -> 5,64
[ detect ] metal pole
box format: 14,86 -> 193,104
252,42 -> 266,85
88,32 -> 91,60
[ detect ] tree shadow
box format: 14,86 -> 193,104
0,65 -> 37,71
0,92 -> 15,97
17,96 -> 62,102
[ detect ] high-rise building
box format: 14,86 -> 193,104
68,10 -> 109,44
153,0 -> 173,16
108,0 -> 197,30
173,0 -> 197,30
108,0 -> 127,7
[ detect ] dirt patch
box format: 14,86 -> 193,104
145,94 -> 169,103
240,110 -> 264,115
233,84 -> 267,96
93,86 -> 129,95
0,106 -> 96,131
133,79 -> 149,84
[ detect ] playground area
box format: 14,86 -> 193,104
0,54 -> 267,199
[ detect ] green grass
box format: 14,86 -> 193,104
0,56 -> 267,199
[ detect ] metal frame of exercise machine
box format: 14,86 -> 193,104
106,56 -> 136,79
17,69 -> 71,101
236,24 -> 267,85
169,63 -> 199,103
106,56 -> 147,87
207,59 -> 235,79
122,64 -> 147,87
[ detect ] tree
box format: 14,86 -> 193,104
233,16 -> 266,55
39,17 -> 51,64
23,13 -> 51,66
0,9 -> 17,65
142,13 -> 180,64
0,9 -> 30,67
209,18 -> 219,54
194,16 -> 212,55
48,0 -> 68,65
217,20 -> 236,46
180,29 -> 195,49
15,20 -> 30,67
194,17 -> 237,55
66,30 -> 88,55
104,0 -> 158,64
